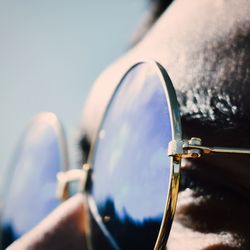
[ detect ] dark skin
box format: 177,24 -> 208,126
8,194 -> 89,250
81,0 -> 250,249
9,0 -> 250,249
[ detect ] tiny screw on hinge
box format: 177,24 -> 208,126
183,137 -> 202,158
169,137 -> 250,159
168,137 -> 203,159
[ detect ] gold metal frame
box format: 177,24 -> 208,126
57,61 -> 250,250
85,61 -> 182,250
168,137 -> 250,158
150,62 -> 181,250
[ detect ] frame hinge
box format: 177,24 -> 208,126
168,137 -> 250,159
168,137 -> 203,159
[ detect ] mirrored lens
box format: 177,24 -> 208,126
1,113 -> 67,247
90,63 -> 173,250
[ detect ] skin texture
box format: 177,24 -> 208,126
80,0 -> 250,249
8,0 -> 250,249
7,194 -> 89,250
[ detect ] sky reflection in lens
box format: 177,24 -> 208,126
91,63 -> 172,249
1,114 -> 63,247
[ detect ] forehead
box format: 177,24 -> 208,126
79,0 -> 250,200
82,0 -> 250,141
140,0 -> 250,136
142,0 -> 250,87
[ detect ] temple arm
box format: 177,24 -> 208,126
168,137 -> 250,159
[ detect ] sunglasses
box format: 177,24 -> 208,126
0,113 -> 69,248
57,61 -> 250,250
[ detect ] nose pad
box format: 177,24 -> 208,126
0,112 -> 69,248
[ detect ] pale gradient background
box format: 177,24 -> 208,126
0,1 -> 145,195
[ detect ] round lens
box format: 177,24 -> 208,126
1,113 -> 68,247
90,63 -> 175,250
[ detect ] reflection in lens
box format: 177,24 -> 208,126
1,113 -> 67,248
91,63 -> 172,250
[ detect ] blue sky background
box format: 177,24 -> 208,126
0,1 -> 145,179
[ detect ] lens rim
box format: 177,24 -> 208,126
0,112 -> 69,247
85,61 -> 182,250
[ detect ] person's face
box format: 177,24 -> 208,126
81,1 -> 250,249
